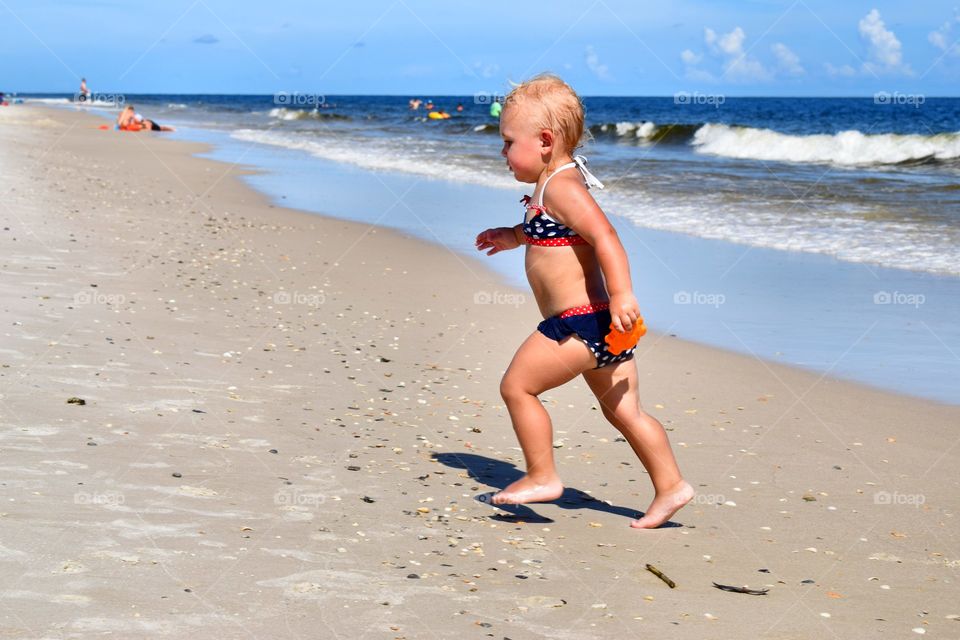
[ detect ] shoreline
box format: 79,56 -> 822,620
2,104 -> 958,639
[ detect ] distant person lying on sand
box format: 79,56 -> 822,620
137,114 -> 175,132
116,106 -> 138,130
116,105 -> 175,132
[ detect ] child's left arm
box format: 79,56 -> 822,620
545,184 -> 641,332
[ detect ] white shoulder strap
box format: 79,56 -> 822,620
536,162 -> 576,207
573,155 -> 605,190
536,155 -> 604,206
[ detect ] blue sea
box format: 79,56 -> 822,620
22,93 -> 960,404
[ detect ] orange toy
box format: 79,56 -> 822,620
604,316 -> 647,355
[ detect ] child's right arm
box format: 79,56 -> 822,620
475,225 -> 524,256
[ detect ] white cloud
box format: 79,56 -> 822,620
704,28 -> 717,48
712,26 -> 771,82
928,9 -> 960,55
685,67 -> 717,83
683,26 -> 773,83
584,45 -> 611,81
472,61 -> 500,79
717,27 -> 746,57
858,9 -> 913,75
680,49 -> 702,65
824,62 -> 856,77
929,30 -> 948,51
771,43 -> 804,75
725,56 -> 771,82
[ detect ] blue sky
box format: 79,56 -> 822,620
2,0 -> 958,96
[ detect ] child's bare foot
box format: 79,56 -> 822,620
491,475 -> 564,505
630,480 -> 695,529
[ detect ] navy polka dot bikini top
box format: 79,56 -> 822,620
521,156 -> 604,247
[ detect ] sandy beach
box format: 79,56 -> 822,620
1,105 -> 958,639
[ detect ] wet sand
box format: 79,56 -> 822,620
1,105 -> 958,639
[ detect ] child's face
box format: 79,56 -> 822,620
500,106 -> 546,184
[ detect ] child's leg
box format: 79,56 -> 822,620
492,331 -> 596,505
582,360 -> 694,528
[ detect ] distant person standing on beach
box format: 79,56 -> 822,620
474,74 -> 692,528
489,98 -> 502,119
79,78 -> 90,102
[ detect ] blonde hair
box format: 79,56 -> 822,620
503,74 -> 584,155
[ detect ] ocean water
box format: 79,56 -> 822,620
29,93 -> 960,276
22,94 -> 960,404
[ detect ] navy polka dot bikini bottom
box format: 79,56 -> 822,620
537,302 -> 636,369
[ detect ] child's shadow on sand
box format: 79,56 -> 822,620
432,452 -> 683,528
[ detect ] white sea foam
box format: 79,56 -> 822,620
231,128 -> 516,189
601,121 -> 658,139
605,189 -> 960,276
692,123 -> 960,166
268,107 -> 302,121
231,127 -> 960,276
22,98 -> 72,105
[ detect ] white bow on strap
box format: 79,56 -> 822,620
573,155 -> 605,190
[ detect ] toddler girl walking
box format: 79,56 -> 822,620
475,74 -> 693,528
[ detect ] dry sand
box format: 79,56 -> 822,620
0,105 -> 958,639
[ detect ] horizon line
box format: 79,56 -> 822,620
10,91 -> 959,99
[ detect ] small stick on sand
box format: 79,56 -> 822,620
713,582 -> 769,596
646,563 -> 676,589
